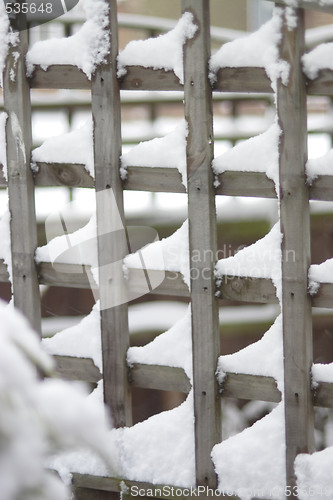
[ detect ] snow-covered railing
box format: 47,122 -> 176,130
2,0 -> 333,499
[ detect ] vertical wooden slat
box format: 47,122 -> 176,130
3,24 -> 41,332
92,0 -> 132,427
277,7 -> 314,493
182,0 -> 221,487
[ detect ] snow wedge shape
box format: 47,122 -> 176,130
212,122 -> 281,191
306,148 -> 333,185
127,306 -> 192,379
217,314 -> 284,392
32,120 -> 94,177
120,120 -> 188,187
113,391 -> 195,487
312,362 -> 333,385
309,257 -> 333,296
117,12 -> 198,84
42,302 -> 102,371
124,219 -> 190,286
295,447 -> 333,500
26,0 -> 110,79
212,403 -> 286,500
209,8 -> 289,89
302,43 -> 333,80
215,222 -> 282,300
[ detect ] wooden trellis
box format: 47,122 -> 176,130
1,1 -> 333,499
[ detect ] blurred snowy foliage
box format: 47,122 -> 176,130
0,300 -> 115,500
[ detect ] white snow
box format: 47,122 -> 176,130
118,12 -> 198,84
26,0 -> 110,79
209,8 -> 289,88
125,219 -> 190,286
306,148 -> 333,184
114,391 -> 195,487
212,403 -> 285,500
217,314 -> 284,392
32,120 -> 94,177
120,120 -> 188,187
215,222 -> 282,300
212,122 -> 281,191
35,213 -> 97,267
42,302 -> 102,370
295,447 -> 333,500
309,258 -> 333,295
312,363 -> 333,384
127,306 -> 192,379
302,43 -> 333,80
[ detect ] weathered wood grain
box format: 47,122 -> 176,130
3,27 -> 41,332
91,0 -> 132,427
53,355 -> 101,383
221,372 -> 281,403
34,162 -> 94,188
129,363 -> 191,393
29,65 -> 90,89
182,0 -> 221,488
277,9 -> 314,492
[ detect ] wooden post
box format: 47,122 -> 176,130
92,0 -> 132,427
182,0 -> 221,487
277,7 -> 314,494
3,23 -> 41,333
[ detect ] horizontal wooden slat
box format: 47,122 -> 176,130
52,353 -> 333,410
306,69 -> 333,97
130,363 -> 191,393
72,474 -> 240,499
310,174 -> 333,201
53,355 -> 101,383
312,283 -> 333,309
120,66 -> 182,91
216,171 -> 276,198
220,276 -> 279,304
313,381 -> 333,409
124,166 -> 185,193
1,259 -> 332,308
34,162 -> 94,188
213,67 -> 273,94
38,262 -> 93,288
0,259 -> 9,281
27,64 -> 333,96
29,65 -> 90,89
221,372 -> 281,403
6,162 -> 333,201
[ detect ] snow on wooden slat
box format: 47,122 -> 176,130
0,161 -> 331,200
3,26 -> 41,333
277,9 -> 315,492
28,62 -> 333,96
